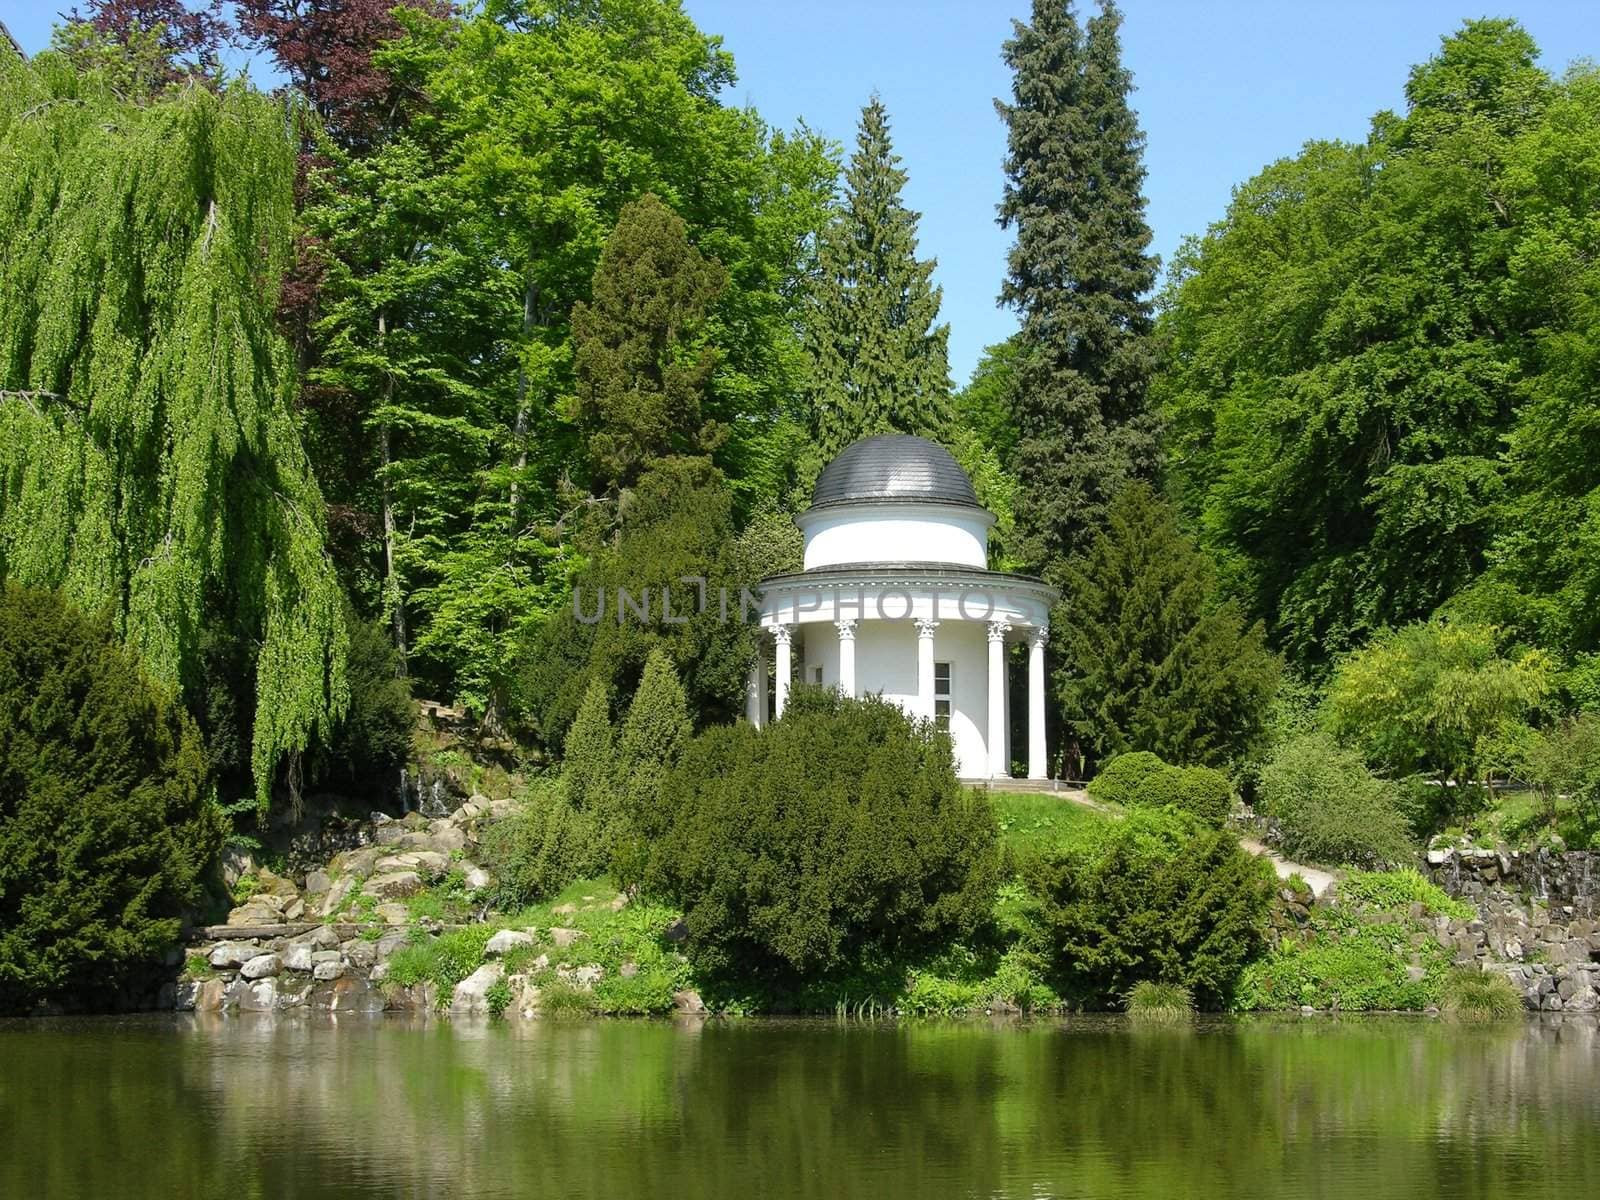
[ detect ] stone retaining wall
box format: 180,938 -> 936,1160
1425,847 -> 1600,1013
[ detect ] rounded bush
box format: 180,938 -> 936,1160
1086,751 -> 1168,807
0,586 -> 223,1013
1125,979 -> 1195,1021
1441,968 -> 1523,1020
643,690 -> 1001,987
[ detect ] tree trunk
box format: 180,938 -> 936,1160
377,311 -> 409,672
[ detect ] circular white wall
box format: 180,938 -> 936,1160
797,501 -> 993,571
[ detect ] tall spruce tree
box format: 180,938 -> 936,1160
804,97 -> 951,457
996,0 -> 1160,572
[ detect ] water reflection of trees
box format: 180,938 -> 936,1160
2,1014 -> 1597,1198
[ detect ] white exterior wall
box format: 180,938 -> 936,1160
795,619 -> 989,778
799,502 -> 992,570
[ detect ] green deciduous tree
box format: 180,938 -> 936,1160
0,56 -> 347,810
804,97 -> 951,456
1326,620 -> 1552,793
1156,20 -> 1600,672
1057,485 -> 1280,768
996,0 -> 1160,571
1257,733 -> 1415,868
0,586 -> 224,1014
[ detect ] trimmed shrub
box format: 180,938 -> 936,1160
1026,809 -> 1275,1010
1085,751 -> 1167,807
0,586 -> 223,1013
1087,752 -> 1232,827
315,608 -> 414,798
611,648 -> 693,882
643,689 -> 1001,987
1257,733 -> 1415,868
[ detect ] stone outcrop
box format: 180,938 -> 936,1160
1427,846 -> 1600,1012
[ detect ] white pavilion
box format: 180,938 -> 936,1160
747,434 -> 1058,780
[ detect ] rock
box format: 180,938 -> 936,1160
343,939 -> 379,970
549,927 -> 584,949
1426,848 -> 1448,866
427,820 -> 467,854
323,976 -> 380,1013
609,894 -> 629,913
463,865 -> 494,893
304,869 -> 332,896
561,963 -> 603,989
226,903 -> 285,928
450,963 -> 505,1016
672,989 -> 707,1015
239,979 -> 278,1012
1565,988 -> 1599,1013
254,866 -> 300,900
282,943 -> 315,973
485,929 -> 535,957
370,962 -> 390,985
663,918 -> 689,945
1405,964 -> 1427,984
174,981 -> 200,1011
193,977 -> 226,1013
313,960 -> 345,982
620,961 -> 639,979
551,903 -> 578,916
375,931 -> 409,961
240,953 -> 281,980
311,925 -> 342,950
284,898 -> 305,922
330,847 -> 381,879
374,851 -> 448,880
376,903 -> 410,926
276,980 -> 313,1009
209,942 -> 259,970
320,877 -> 354,919
364,870 -> 423,901
533,954 -> 550,972
221,847 -> 257,889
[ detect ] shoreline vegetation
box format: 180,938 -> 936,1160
2,8 -> 1599,1021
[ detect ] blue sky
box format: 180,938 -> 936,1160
7,1 -> 1599,383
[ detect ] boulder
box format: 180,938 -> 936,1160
322,976 -> 381,1013
427,820 -> 467,855
221,847 -> 257,890
549,927 -> 584,949
376,931 -> 409,961
310,925 -> 342,950
370,962 -> 390,985
209,942 -> 259,970
313,960 -> 345,982
376,903 -> 410,926
254,866 -> 300,900
282,942 -> 315,973
663,918 -> 689,945
485,929 -> 535,958
193,977 -> 227,1013
330,847 -> 381,878
463,865 -> 494,893
240,953 -> 282,980
319,877 -> 353,919
363,870 -> 423,900
343,939 -> 379,970
450,963 -> 505,1016
374,851 -> 449,879
284,899 -> 305,923
305,869 -> 332,896
559,963 -> 603,989
239,979 -> 278,1012
672,989 -> 707,1015
226,902 -> 285,928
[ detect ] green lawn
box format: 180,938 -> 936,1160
989,791 -> 1117,860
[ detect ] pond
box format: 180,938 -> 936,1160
2,1014 -> 1597,1198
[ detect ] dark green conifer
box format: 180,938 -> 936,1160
996,0 -> 1160,571
804,97 -> 951,456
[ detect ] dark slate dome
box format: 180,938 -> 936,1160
810,434 -> 981,509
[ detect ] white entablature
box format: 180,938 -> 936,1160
748,434 -> 1059,780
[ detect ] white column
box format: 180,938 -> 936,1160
746,650 -> 768,729
773,624 -> 794,719
987,619 -> 1012,779
1028,626 -> 1049,779
914,618 -> 939,720
836,619 -> 857,698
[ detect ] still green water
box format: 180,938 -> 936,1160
2,1014 -> 1597,1199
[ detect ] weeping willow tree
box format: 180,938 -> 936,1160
0,50 -> 348,810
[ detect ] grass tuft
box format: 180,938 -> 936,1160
1125,980 -> 1194,1021
1441,969 -> 1524,1021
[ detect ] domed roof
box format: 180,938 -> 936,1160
810,434 -> 980,509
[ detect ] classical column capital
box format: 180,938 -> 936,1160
834,618 -> 858,641
771,623 -> 794,646
913,618 -> 940,640
1029,625 -> 1050,648
986,619 -> 1013,644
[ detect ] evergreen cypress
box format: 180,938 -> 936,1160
804,97 -> 951,457
1057,484 -> 1279,768
996,0 -> 1160,571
